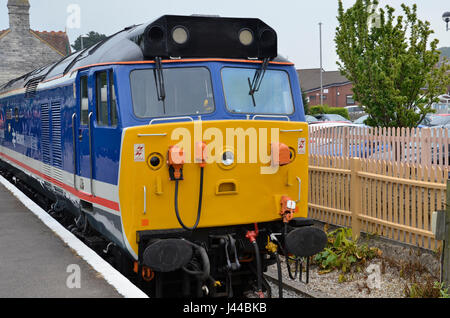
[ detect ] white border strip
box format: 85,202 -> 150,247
0,175 -> 148,299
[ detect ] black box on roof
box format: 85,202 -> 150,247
142,15 -> 277,60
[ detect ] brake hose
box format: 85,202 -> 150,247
252,240 -> 264,298
181,240 -> 210,281
282,223 -> 301,280
174,167 -> 204,231
275,252 -> 283,298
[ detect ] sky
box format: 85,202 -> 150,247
0,0 -> 449,71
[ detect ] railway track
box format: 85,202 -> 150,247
264,274 -> 317,298
1,169 -> 318,299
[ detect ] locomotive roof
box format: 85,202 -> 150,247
0,15 -> 292,95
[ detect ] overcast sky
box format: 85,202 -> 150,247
0,0 -> 448,70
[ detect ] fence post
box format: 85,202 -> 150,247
422,128 -> 431,166
343,126 -> 349,158
350,157 -> 362,241
444,179 -> 450,288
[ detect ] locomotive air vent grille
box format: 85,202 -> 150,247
25,76 -> 44,99
51,101 -> 63,170
40,103 -> 51,166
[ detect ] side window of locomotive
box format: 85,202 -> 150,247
109,70 -> 118,127
80,76 -> 89,125
96,71 -> 109,126
95,70 -> 118,127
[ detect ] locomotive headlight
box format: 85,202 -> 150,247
239,28 -> 254,46
172,26 -> 189,45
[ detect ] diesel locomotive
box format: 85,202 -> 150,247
0,15 -> 327,298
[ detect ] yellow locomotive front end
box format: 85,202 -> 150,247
119,119 -> 309,252
118,119 -> 326,297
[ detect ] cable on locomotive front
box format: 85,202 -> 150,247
174,166 -> 204,231
168,142 -> 207,231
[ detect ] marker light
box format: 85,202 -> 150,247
222,151 -> 235,166
239,29 -> 254,46
148,26 -> 164,42
172,26 -> 189,44
260,28 -> 276,46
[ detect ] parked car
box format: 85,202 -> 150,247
305,115 -> 320,124
315,114 -> 352,123
418,114 -> 450,128
353,114 -> 369,126
428,114 -> 450,128
309,122 -> 383,157
345,106 -> 366,121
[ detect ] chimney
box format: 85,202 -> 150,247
7,0 -> 30,32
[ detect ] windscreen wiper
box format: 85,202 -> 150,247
248,58 -> 270,107
153,57 -> 166,113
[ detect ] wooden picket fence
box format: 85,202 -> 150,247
308,126 -> 450,250
309,125 -> 450,167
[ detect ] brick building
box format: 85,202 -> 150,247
0,0 -> 71,85
297,68 -> 356,108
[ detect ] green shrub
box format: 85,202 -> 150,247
313,227 -> 381,274
326,107 -> 350,120
309,105 -> 328,115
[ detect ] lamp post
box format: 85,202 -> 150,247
444,12 -> 450,31
319,22 -> 323,106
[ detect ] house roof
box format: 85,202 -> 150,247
0,28 -> 70,56
297,68 -> 350,92
0,29 -> 10,39
30,30 -> 71,56
7,0 -> 30,6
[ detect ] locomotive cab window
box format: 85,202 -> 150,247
130,67 -> 214,118
80,76 -> 89,125
221,67 -> 294,115
110,73 -> 118,126
95,70 -> 118,127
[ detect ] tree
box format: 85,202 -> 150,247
335,0 -> 450,128
72,31 -> 107,51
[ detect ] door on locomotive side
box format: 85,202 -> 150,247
75,72 -> 94,194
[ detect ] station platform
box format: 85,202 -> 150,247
0,181 -> 124,298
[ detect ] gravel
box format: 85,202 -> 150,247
264,235 -> 441,298
266,280 -> 306,298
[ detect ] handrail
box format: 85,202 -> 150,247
252,115 -> 290,121
296,177 -> 301,203
138,133 -> 167,137
72,113 -> 77,190
149,116 -> 194,125
88,112 -> 94,197
143,186 -> 147,215
281,129 -> 303,133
